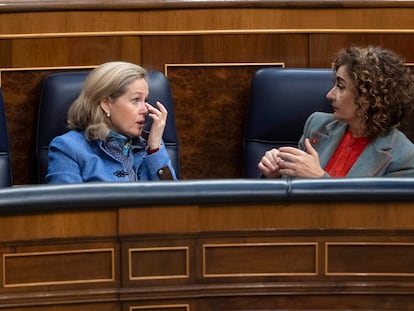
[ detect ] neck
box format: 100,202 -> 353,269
348,120 -> 367,138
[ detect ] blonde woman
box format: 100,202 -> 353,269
47,61 -> 177,183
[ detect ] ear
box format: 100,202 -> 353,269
100,97 -> 112,114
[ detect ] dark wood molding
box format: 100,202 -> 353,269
1,0 -> 414,13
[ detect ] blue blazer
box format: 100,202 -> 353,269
47,130 -> 177,183
299,112 -> 414,177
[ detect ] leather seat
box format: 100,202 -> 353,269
36,70 -> 180,183
0,88 -> 12,187
243,68 -> 334,178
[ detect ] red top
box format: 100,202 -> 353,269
325,130 -> 370,177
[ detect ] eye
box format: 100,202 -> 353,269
336,82 -> 345,90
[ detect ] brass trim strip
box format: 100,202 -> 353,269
203,242 -> 318,277
0,65 -> 97,72
130,304 -> 190,311
325,242 -> 414,276
0,28 -> 414,39
3,248 -> 115,288
128,246 -> 189,281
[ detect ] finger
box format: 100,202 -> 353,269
146,103 -> 160,114
260,156 -> 276,171
278,151 -> 298,164
304,138 -> 318,156
278,146 -> 304,156
267,149 -> 280,163
155,101 -> 167,114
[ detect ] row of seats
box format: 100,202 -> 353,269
0,67 -> 334,186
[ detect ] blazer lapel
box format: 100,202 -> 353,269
314,121 -> 347,168
347,133 -> 393,177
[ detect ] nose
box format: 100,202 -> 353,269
141,101 -> 149,114
326,85 -> 335,101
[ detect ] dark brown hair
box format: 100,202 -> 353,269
334,46 -> 414,137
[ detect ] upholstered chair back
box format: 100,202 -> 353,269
0,88 -> 12,187
243,68 -> 334,178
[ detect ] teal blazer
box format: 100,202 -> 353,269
299,112 -> 414,177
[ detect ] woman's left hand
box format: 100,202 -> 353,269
277,138 -> 325,178
146,101 -> 168,150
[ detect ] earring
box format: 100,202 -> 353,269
106,112 -> 111,117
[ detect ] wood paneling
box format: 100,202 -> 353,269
142,34 -> 308,71
4,248 -> 114,287
310,33 -> 414,67
326,243 -> 414,276
2,199 -> 414,309
203,243 -> 317,276
166,64 -> 285,179
0,210 -> 117,241
0,36 -> 141,68
1,0 -> 414,13
1,8 -> 414,35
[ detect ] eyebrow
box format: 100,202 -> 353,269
335,75 -> 346,85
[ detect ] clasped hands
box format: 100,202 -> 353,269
258,138 -> 325,178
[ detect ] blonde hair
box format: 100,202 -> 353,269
67,61 -> 147,141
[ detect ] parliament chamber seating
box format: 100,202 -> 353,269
243,68 -> 334,178
4,67 -> 414,310
35,70 -> 180,183
0,88 -> 12,187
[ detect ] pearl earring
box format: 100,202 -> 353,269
106,112 -> 111,117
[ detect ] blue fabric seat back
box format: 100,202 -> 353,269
243,68 -> 334,178
36,70 -> 180,183
0,88 -> 12,187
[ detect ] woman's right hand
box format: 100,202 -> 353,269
258,148 -> 282,178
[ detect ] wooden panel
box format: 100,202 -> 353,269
119,202 -> 414,235
1,0 -> 413,13
203,243 -> 317,277
3,248 -> 114,287
166,63 -> 283,179
142,34 -> 308,72
0,303 -> 120,311
196,294 -> 414,310
129,247 -> 189,280
0,210 -> 117,241
309,33 -> 414,67
119,206 -> 200,235
326,243 -> 414,276
1,8 -> 414,35
0,36 -> 141,68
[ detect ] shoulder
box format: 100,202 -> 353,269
306,111 -> 335,124
373,128 -> 414,161
50,130 -> 88,146
388,128 -> 414,152
304,111 -> 337,131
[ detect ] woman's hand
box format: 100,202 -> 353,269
277,138 -> 325,178
146,101 -> 167,150
258,148 -> 283,178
